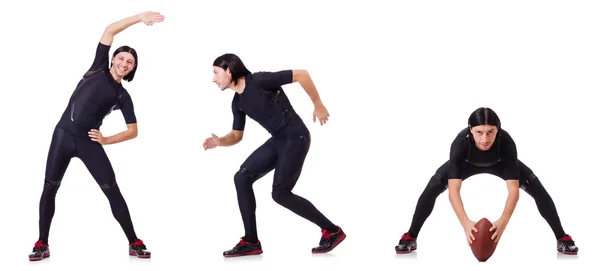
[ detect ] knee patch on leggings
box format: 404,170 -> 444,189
271,185 -> 292,202
99,180 -> 118,190
44,178 -> 62,187
42,179 -> 62,197
519,172 -> 539,193
98,181 -> 123,200
424,174 -> 448,196
234,168 -> 264,186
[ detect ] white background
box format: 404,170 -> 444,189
1,0 -> 598,270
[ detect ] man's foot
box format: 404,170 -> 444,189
223,237 -> 263,257
557,234 -> 578,255
312,226 -> 346,253
395,232 -> 417,254
28,240 -> 50,261
129,239 -> 151,258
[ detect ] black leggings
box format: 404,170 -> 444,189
234,133 -> 337,242
38,127 -> 138,244
407,159 -> 566,240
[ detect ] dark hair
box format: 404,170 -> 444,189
213,53 -> 251,85
468,107 -> 501,129
111,45 -> 138,82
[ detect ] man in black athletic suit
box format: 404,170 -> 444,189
28,11 -> 165,261
203,53 -> 346,257
395,107 -> 579,255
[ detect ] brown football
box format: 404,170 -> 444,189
470,218 -> 498,262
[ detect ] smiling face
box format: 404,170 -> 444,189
212,66 -> 232,91
470,124 -> 498,151
111,52 -> 136,79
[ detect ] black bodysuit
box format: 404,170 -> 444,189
37,42 -> 139,244
446,127 -> 519,181
56,43 -> 136,138
229,70 -> 337,243
231,70 -> 308,138
406,127 -> 566,240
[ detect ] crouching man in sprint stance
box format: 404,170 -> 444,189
204,53 -> 346,257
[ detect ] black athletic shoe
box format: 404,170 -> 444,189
28,240 -> 50,261
395,232 -> 417,254
223,237 -> 263,257
312,226 -> 346,253
129,239 -> 151,258
557,234 -> 578,255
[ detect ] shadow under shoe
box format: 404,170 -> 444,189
129,239 -> 151,258
312,226 -> 346,254
29,240 -> 50,261
557,234 -> 578,255
395,232 -> 417,254
223,237 -> 263,257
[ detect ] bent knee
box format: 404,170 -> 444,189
519,172 -> 540,191
233,169 -> 248,186
271,187 -> 292,203
423,174 -> 448,196
234,168 -> 260,187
